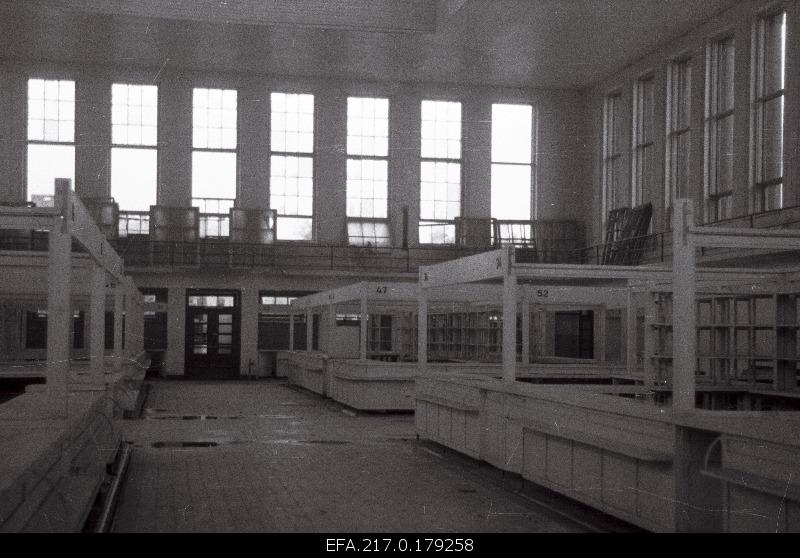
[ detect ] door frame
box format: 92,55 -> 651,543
184,289 -> 242,378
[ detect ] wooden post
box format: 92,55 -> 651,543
328,304 -> 336,355
113,285 -> 124,372
289,313 -> 295,351
672,198 -> 696,412
643,293 -> 657,388
502,272 -> 517,382
46,213 -> 72,411
626,287 -> 637,380
306,309 -> 313,352
521,292 -> 531,365
418,289 -> 428,371
360,296 -> 368,361
89,266 -> 106,382
595,304 -> 607,362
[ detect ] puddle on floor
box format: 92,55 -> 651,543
143,413 -> 296,421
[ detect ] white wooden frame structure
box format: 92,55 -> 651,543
0,179 -> 144,413
289,282 -> 418,361
419,204 -> 792,395
670,198 -> 800,411
290,280 -> 639,367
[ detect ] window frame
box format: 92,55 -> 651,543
270,91 -> 316,242
750,8 -> 787,214
346,96 -> 391,247
111,82 -> 159,222
418,98 -> 463,246
490,102 -> 536,246
191,87 -> 239,239
602,90 -> 624,229
665,57 -> 692,225
26,77 -> 76,206
631,73 -> 655,208
704,34 -> 736,223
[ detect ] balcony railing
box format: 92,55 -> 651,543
7,202 -> 800,271
580,203 -> 800,265
118,211 -> 150,237
108,238 -> 487,273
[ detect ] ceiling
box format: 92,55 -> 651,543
0,0 -> 743,89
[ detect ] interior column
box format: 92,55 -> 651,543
46,207 -> 72,411
672,198 -> 696,412
502,273 -> 517,382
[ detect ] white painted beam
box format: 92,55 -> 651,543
418,290 -> 428,371
45,215 -> 71,413
420,248 -> 509,288
626,288 -> 638,379
672,199 -> 696,412
360,296 -> 368,361
521,294 -> 531,365
55,180 -> 126,282
502,273 -> 517,382
689,226 -> 800,250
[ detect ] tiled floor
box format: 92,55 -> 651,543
111,379 -> 588,533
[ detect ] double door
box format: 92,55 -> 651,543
185,291 -> 240,378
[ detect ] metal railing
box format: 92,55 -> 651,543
107,238 -> 486,273
580,203 -> 800,265
6,204 -> 800,270
118,211 -> 149,237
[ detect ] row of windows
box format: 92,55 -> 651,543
602,10 -> 787,226
24,82 -> 535,245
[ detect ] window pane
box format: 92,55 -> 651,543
193,87 -> 237,149
192,151 -> 237,199
491,163 -> 531,220
270,155 -> 313,218
112,83 -> 158,146
714,114 -> 734,195
761,95 -> 784,183
111,147 -> 157,211
277,216 -> 313,241
347,220 -> 390,246
28,78 -> 74,142
763,12 -> 787,94
671,60 -> 691,131
420,100 -> 461,159
347,97 -> 389,157
271,92 -> 314,154
27,144 -> 75,206
491,104 -> 532,164
420,161 -> 460,220
603,93 -> 622,219
716,39 -> 735,113
347,158 -> 388,218
419,222 -> 455,244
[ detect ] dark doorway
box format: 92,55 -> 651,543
554,310 -> 594,359
185,290 -> 241,379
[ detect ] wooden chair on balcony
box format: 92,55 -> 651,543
601,202 -> 652,265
